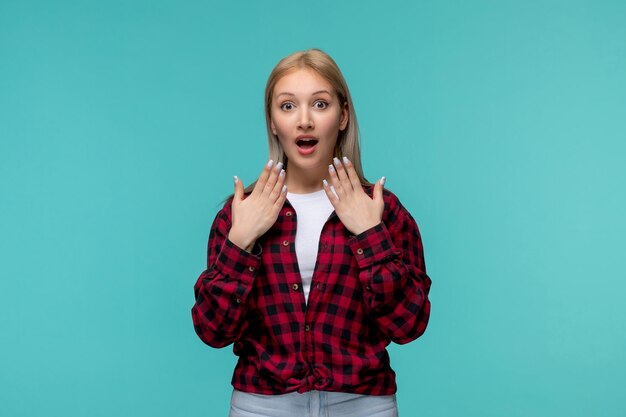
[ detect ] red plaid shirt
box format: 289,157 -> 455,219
191,185 -> 431,395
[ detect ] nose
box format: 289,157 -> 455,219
297,108 -> 313,130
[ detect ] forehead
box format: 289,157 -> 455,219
273,68 -> 334,97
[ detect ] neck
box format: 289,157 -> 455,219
284,159 -> 331,193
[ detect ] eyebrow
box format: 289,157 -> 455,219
275,90 -> 332,99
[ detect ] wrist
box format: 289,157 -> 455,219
352,221 -> 382,236
228,228 -> 256,252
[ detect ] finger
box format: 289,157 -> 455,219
273,183 -> 288,210
322,179 -> 339,206
269,168 -> 286,202
373,176 -> 385,202
233,175 -> 244,203
328,163 -> 345,198
263,161 -> 283,196
341,157 -> 363,192
252,159 -> 274,196
333,157 -> 353,191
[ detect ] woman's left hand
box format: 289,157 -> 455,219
323,157 -> 385,236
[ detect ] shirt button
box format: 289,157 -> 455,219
235,298 -> 241,304
282,240 -> 290,246
304,324 -> 311,332
248,266 -> 255,272
285,211 -> 293,216
356,248 -> 364,255
315,283 -> 321,289
292,283 -> 299,291
365,285 -> 371,291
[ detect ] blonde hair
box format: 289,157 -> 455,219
231,48 -> 371,200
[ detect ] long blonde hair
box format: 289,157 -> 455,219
229,48 -> 370,201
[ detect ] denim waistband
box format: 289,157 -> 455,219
229,389 -> 398,417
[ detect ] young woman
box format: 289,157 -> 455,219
191,48 -> 432,417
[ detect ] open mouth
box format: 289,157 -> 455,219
296,138 -> 319,149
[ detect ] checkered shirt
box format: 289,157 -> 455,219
191,186 -> 431,395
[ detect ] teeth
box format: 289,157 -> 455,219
297,138 -> 317,148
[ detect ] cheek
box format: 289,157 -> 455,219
272,115 -> 290,134
276,134 -> 292,151
318,114 -> 342,137
275,127 -> 291,145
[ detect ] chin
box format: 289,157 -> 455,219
287,152 -> 330,167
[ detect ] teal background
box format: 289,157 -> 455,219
1,0 -> 625,416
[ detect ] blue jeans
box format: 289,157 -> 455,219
229,389 -> 399,417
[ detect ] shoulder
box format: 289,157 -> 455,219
362,183 -> 417,229
211,196 -> 235,228
362,183 -> 407,213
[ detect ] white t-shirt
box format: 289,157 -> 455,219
286,189 -> 335,304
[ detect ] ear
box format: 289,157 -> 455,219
339,101 -> 349,131
270,119 -> 277,135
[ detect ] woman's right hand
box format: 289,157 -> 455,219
228,160 -> 287,252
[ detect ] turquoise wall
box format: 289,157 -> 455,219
1,1 -> 625,416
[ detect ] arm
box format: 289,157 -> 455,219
321,157 -> 431,343
191,160 -> 287,348
349,204 -> 432,344
191,204 -> 262,348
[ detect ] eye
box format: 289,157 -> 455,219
314,100 -> 328,109
280,102 -> 295,111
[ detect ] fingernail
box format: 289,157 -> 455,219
343,156 -> 350,165
381,176 -> 386,186
323,179 -> 328,187
234,175 -> 238,183
267,159 -> 274,168
333,157 -> 341,166
275,161 -> 283,170
280,169 -> 285,177
282,185 -> 287,193
328,164 -> 335,173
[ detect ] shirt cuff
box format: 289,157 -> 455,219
348,222 -> 399,270
214,237 -> 262,286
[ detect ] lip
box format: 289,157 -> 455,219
296,135 -> 318,140
295,135 -> 319,156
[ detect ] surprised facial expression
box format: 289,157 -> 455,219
270,68 -> 348,170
